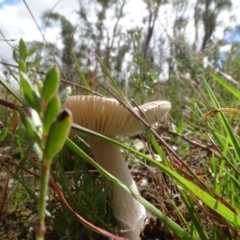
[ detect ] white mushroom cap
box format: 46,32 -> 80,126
64,95 -> 171,136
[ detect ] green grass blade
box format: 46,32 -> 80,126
180,191 -> 208,239
203,78 -> 240,163
0,77 -> 29,106
92,52 -> 129,104
65,135 -> 193,240
211,73 -> 240,100
69,124 -> 240,229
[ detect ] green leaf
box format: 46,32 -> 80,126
0,128 -> 8,141
26,47 -> 37,57
20,72 -> 41,112
27,57 -> 42,69
59,86 -> 72,104
43,95 -> 61,135
19,108 -> 42,145
177,119 -> 184,134
0,77 -> 29,106
44,109 -> 72,162
42,66 -> 60,103
18,59 -> 26,72
19,38 -> 28,59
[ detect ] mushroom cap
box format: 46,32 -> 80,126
63,95 -> 171,136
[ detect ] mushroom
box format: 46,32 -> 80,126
64,95 -> 171,239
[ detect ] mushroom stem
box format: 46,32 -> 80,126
87,136 -> 146,240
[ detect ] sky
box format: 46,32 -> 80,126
0,0 -> 80,62
0,0 -> 240,79
0,0 -> 147,63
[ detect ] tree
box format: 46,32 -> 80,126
37,0 -> 237,110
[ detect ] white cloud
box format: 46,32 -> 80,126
0,0 -> 79,62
